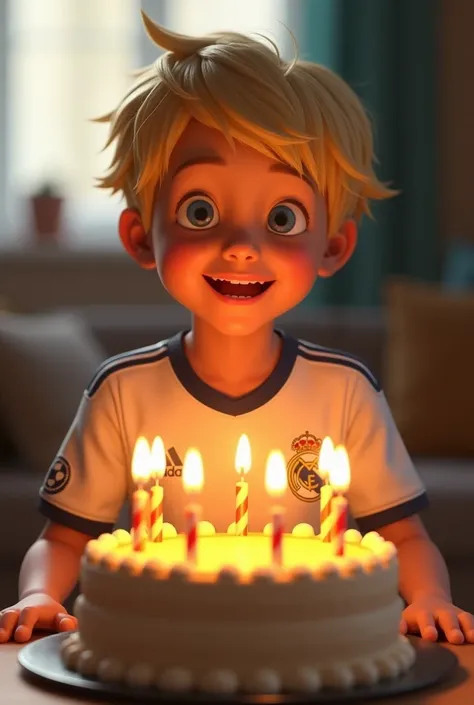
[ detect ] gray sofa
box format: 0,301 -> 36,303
0,305 -> 473,613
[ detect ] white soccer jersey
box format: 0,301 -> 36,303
39,331 -> 428,537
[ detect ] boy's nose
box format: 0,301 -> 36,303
222,238 -> 260,263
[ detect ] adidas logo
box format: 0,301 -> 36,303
164,447 -> 183,478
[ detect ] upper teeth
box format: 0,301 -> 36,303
211,277 -> 264,285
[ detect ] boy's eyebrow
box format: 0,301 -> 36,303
172,155 -> 314,189
172,155 -> 226,177
268,163 -> 314,189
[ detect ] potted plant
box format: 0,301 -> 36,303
30,181 -> 64,244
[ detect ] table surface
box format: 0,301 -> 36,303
1,638 -> 474,705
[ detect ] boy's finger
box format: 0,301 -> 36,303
0,610 -> 20,643
436,609 -> 464,644
14,606 -> 39,643
457,611 -> 474,643
55,612 -> 77,632
416,610 -> 438,641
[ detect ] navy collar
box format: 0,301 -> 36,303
167,330 -> 298,416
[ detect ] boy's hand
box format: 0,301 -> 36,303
401,597 -> 474,644
0,593 -> 77,643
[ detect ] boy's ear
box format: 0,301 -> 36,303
118,208 -> 156,270
318,219 -> 358,278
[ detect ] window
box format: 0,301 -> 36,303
2,0 -> 289,249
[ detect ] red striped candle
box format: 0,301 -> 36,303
327,446 -> 351,557
235,435 -> 251,535
271,505 -> 284,566
131,437 -> 153,552
235,479 -> 249,536
149,437 -> 166,542
185,504 -> 200,564
331,495 -> 348,556
150,484 -> 164,543
319,484 -> 334,543
132,487 -> 149,551
182,448 -> 204,566
265,450 -> 288,568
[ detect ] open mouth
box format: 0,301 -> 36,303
203,276 -> 275,299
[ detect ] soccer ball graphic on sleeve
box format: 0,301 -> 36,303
42,456 -> 71,495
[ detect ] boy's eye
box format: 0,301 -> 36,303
267,202 -> 308,236
176,196 -> 219,230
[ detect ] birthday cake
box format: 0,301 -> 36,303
60,524 -> 416,694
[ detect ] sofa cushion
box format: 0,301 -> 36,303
0,312 -> 105,472
384,280 -> 474,456
415,458 -> 474,560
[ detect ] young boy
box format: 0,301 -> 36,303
1,12 -> 473,646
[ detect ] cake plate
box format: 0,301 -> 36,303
18,632 -> 458,704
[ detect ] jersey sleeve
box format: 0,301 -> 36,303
344,374 -> 429,532
39,376 -> 128,537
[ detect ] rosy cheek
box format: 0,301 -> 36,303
278,246 -> 319,288
158,241 -> 193,282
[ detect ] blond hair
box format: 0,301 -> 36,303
96,11 -> 396,236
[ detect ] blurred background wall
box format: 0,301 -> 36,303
0,0 -> 473,611
0,0 -> 473,311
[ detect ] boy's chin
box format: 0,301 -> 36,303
202,312 -> 276,338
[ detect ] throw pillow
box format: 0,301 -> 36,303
0,312 -> 106,472
384,279 -> 474,456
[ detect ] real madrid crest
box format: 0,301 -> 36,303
287,431 -> 323,502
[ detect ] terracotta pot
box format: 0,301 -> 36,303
31,195 -> 63,243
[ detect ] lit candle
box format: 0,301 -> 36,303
131,437 -> 152,552
264,450 -> 288,567
149,436 -> 166,543
235,434 -> 251,536
182,448 -> 204,565
318,436 -> 335,543
329,446 -> 351,556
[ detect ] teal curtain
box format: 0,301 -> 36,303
298,0 -> 441,306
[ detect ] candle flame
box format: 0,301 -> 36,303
265,450 -> 287,498
183,448 -> 204,494
235,434 -> 251,475
329,445 -> 351,492
150,436 -> 166,479
131,436 -> 151,482
318,436 -> 334,481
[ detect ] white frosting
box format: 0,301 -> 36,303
198,521 -> 216,536
96,658 -> 124,683
158,667 -> 193,692
288,667 -> 322,692
200,669 -> 239,694
246,669 -> 281,694
126,662 -> 154,687
62,529 -> 415,694
292,523 -> 315,537
162,522 -> 177,538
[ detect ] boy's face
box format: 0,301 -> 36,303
125,121 -> 356,336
